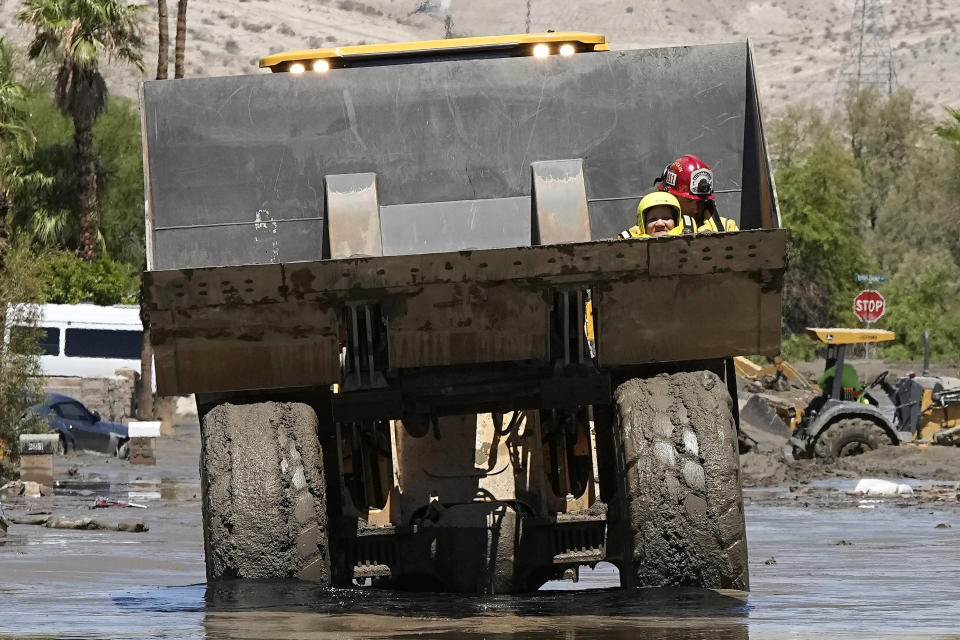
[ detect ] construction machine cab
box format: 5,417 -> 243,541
805,328 -> 895,403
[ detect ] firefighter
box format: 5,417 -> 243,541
654,154 -> 739,233
618,191 -> 693,239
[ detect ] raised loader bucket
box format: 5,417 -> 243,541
141,41 -> 784,397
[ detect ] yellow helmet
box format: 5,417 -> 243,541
636,191 -> 686,237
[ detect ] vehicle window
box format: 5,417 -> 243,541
10,326 -> 60,356
53,401 -> 90,421
64,328 -> 141,359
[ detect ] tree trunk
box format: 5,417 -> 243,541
157,0 -> 169,79
136,277 -> 154,420
174,0 -> 188,79
0,189 -> 11,270
74,116 -> 99,262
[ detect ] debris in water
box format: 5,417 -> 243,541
852,478 -> 914,497
93,497 -> 147,509
0,480 -> 51,498
11,514 -> 149,532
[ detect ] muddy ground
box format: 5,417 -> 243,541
741,437 -> 960,491
1,419 -> 959,639
739,402 -> 960,492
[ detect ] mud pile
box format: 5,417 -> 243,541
738,422 -> 960,489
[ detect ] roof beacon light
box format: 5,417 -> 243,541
261,33 -> 610,72
289,62 -> 306,74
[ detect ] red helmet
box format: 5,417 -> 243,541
655,154 -> 715,201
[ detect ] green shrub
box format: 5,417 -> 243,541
42,251 -> 137,305
0,244 -> 49,480
780,333 -> 821,363
877,250 -> 960,364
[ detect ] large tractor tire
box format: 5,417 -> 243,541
200,401 -> 330,582
613,371 -> 748,590
813,418 -> 893,459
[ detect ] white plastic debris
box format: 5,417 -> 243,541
854,478 -> 915,497
127,420 -> 162,438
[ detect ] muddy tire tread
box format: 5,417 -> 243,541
200,402 -> 330,582
614,371 -> 749,590
813,417 -> 891,460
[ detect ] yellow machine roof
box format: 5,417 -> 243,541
805,328 -> 896,345
260,32 -> 609,70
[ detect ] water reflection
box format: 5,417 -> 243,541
198,581 -> 749,640
111,580 -> 749,639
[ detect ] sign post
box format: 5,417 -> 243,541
853,290 -> 886,358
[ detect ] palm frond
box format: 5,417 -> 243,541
17,0 -> 145,71
31,206 -> 70,246
934,107 -> 960,148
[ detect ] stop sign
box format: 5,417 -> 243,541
853,290 -> 886,323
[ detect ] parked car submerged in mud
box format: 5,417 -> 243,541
27,394 -> 129,458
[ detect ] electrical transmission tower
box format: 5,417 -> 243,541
836,0 -> 897,98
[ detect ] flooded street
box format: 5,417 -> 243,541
2,423 -> 959,639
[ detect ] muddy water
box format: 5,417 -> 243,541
1,424 -> 959,639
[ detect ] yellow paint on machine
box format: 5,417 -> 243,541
804,328 -> 896,345
261,32 -> 609,71
919,386 -> 960,441
734,355 -> 819,393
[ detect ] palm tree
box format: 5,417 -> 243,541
156,0 -> 169,79
17,0 -> 144,262
0,38 -> 43,260
174,0 -> 186,78
0,40 -> 33,214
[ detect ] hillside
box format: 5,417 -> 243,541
1,0 -> 957,115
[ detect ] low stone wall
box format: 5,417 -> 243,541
43,370 -> 137,422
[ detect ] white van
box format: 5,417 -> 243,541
9,304 -> 144,378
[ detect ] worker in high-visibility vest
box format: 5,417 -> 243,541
618,191 -> 694,239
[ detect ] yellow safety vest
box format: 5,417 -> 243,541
696,216 -> 739,233
618,215 -> 697,240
